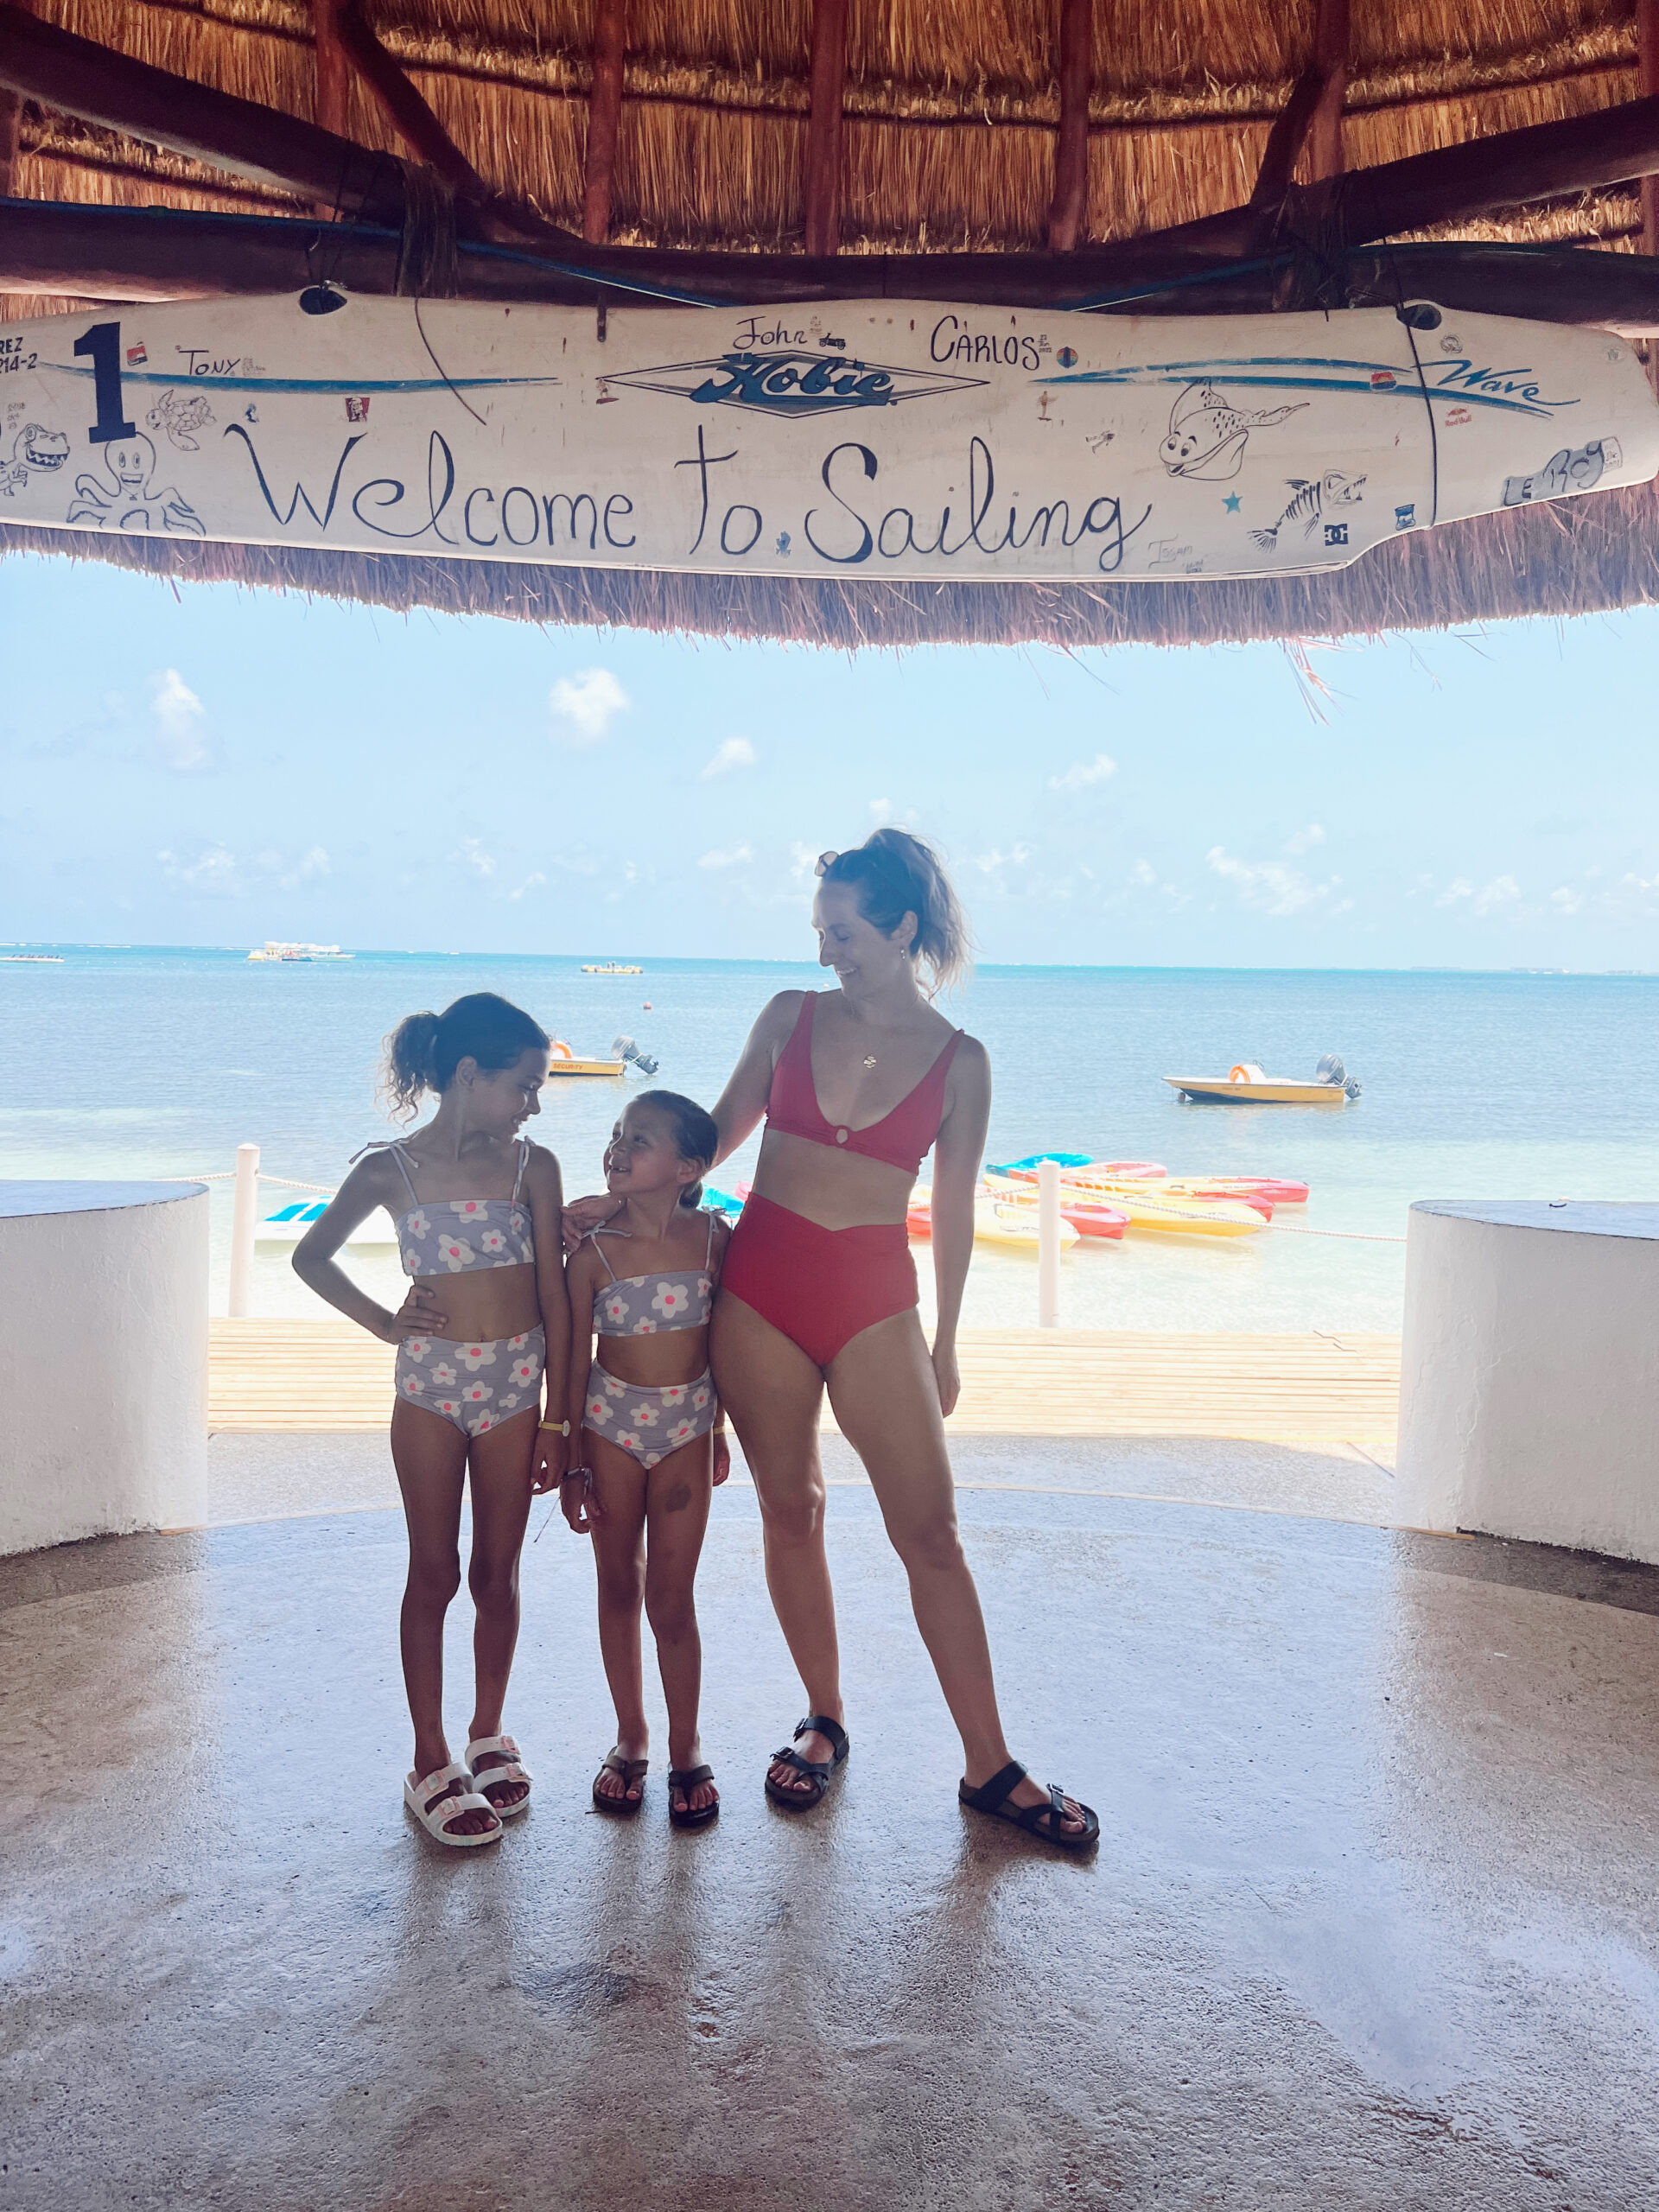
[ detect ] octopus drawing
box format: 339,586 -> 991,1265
1159,384 -> 1308,481
67,433 -> 205,536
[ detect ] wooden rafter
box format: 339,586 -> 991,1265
1047,0 -> 1092,251
1252,0 -> 1350,207
326,0 -> 486,207
582,0 -> 627,245
804,0 -> 849,257
0,0 -> 28,202
311,0 -> 351,142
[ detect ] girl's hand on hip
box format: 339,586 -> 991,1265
562,1194 -> 622,1254
560,1470 -> 602,1534
378,1282 -> 448,1341
712,1431 -> 731,1487
931,1340 -> 961,1419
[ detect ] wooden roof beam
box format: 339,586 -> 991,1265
311,0 -> 351,142
0,3 -> 579,248
804,0 -> 848,257
1047,0 -> 1092,251
582,0 -> 626,245
1251,0 -> 1348,207
324,0 -> 488,208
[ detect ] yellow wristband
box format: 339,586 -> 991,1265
538,1418 -> 571,1436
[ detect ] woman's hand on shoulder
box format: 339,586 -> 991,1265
563,1193 -> 621,1253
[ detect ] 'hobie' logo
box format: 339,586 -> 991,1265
602,351 -> 985,421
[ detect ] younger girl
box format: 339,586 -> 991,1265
295,992 -> 570,1847
562,1092 -> 730,1827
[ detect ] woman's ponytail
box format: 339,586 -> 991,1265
817,827 -> 973,995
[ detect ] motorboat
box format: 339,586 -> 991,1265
543,1039 -> 626,1077
1165,1055 -> 1359,1105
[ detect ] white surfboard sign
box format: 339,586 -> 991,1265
1,294 -> 1654,585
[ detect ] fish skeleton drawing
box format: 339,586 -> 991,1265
1248,471 -> 1366,550
1159,385 -> 1308,481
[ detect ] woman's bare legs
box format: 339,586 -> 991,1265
462,1408 -> 537,1810
827,1311 -> 1086,1836
391,1400 -> 495,1836
710,1293 -> 842,1796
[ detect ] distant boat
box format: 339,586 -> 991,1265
581,961 -> 643,975
0,953 -> 62,963
544,1038 -> 626,1077
247,941 -> 353,963
1164,1073 -> 1348,1106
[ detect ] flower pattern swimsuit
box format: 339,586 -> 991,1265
378,1139 -> 547,1440
582,1214 -> 719,1470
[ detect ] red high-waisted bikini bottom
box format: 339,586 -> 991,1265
721,1192 -> 918,1370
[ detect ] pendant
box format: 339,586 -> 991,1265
862,1055 -> 877,1069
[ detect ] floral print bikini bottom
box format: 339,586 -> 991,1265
395,1326 -> 547,1439
582,1366 -> 718,1469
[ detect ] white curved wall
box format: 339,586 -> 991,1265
0,1183 -> 208,1554
1396,1201 -> 1659,1563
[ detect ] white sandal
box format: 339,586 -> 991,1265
404,1759 -> 502,1847
466,1733 -> 533,1818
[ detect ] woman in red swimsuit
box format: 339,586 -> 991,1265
709,830 -> 1096,1850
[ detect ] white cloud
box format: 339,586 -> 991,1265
1549,886 -> 1582,916
698,842 -> 753,870
1436,878 -> 1474,907
972,843 -> 1033,879
1471,874 -> 1520,916
1128,859 -> 1156,887
1284,823 -> 1325,855
699,736 -> 757,779
278,845 -> 330,891
1048,752 -> 1116,794
150,668 -> 212,773
868,798 -> 893,826
456,836 -> 495,878
509,871 -> 547,901
157,843 -> 240,896
550,666 -> 629,747
1206,846 -> 1342,918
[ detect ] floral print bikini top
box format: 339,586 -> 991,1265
375,1139 -> 537,1278
590,1212 -> 716,1335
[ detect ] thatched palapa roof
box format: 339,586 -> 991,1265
4,0 -> 1659,649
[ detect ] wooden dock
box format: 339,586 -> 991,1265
209,1320 -> 1400,1448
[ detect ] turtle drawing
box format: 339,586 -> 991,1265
1248,470 -> 1366,551
1158,384 -> 1308,481
0,423 -> 71,498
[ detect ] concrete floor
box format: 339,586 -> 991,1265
4,1449 -> 1659,2210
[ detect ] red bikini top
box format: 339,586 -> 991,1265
766,993 -> 963,1175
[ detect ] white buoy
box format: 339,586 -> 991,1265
1038,1159 -> 1061,1329
229,1141 -> 260,1317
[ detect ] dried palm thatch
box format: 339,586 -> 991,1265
5,0 -> 1659,649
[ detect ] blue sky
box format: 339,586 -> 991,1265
4,549 -> 1659,969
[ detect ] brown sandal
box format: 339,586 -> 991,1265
592,1748 -> 648,1815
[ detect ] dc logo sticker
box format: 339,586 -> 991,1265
1324,523 -> 1349,547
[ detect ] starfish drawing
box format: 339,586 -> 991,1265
1223,493 -> 1243,513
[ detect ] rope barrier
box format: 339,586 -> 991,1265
1273,1224 -> 1406,1243
161,1171 -> 337,1195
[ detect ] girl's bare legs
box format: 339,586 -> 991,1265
391,1400 -> 495,1837
463,1408 -> 537,1810
710,1293 -> 842,1796
643,1434 -> 716,1816
826,1311 -> 1087,1836
585,1433 -> 650,1805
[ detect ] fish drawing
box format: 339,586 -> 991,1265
1248,471 -> 1366,551
1159,385 -> 1308,481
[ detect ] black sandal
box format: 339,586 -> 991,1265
667,1764 -> 720,1830
764,1714 -> 849,1812
959,1761 -> 1099,1852
592,1749 -> 648,1815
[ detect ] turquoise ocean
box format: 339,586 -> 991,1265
3,945 -> 1656,1332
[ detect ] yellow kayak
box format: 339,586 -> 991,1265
1057,1171 -> 1266,1236
910,1185 -> 1081,1250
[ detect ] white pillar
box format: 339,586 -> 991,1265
229,1141 -> 260,1317
1037,1159 -> 1061,1328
